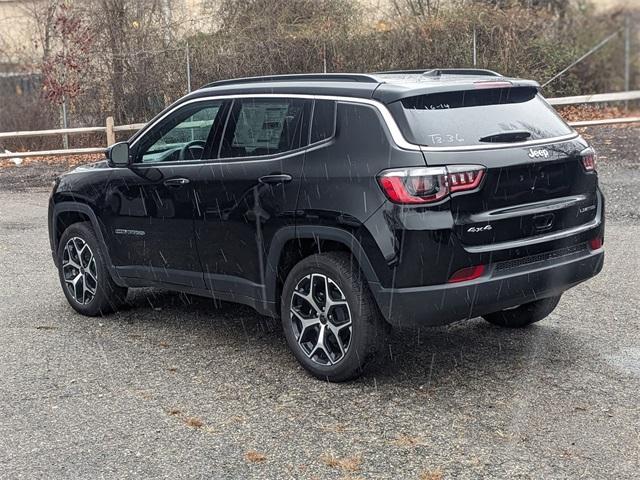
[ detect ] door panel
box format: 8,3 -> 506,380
102,165 -> 203,287
194,97 -> 311,297
100,99 -> 229,288
194,157 -> 304,295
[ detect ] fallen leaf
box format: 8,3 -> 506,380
245,450 -> 267,463
420,469 -> 444,480
184,417 -> 203,428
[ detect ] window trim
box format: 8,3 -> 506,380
309,99 -> 337,146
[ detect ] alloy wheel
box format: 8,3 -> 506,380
62,237 -> 98,305
290,273 -> 352,366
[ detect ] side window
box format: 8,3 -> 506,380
310,100 -> 336,143
220,98 -> 311,159
137,101 -> 225,163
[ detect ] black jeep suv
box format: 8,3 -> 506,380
49,69 -> 604,381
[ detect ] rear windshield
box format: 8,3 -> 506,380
396,87 -> 572,147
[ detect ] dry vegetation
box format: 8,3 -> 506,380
0,0 -> 636,154
320,453 -> 363,472
556,104 -> 640,121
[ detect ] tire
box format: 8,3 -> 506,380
482,295 -> 561,328
281,252 -> 386,382
57,222 -> 127,316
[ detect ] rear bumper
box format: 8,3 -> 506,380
370,246 -> 604,327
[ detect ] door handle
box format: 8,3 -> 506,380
258,174 -> 292,185
163,177 -> 190,187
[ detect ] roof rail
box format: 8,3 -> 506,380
374,68 -> 502,77
373,69 -> 431,75
422,68 -> 502,77
202,73 -> 380,89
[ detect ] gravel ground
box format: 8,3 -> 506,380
0,125 -> 638,479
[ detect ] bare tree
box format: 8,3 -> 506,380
19,0 -> 61,62
391,0 -> 441,17
83,0 -> 186,122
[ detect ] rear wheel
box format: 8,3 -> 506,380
482,295 -> 561,328
57,222 -> 127,316
281,252 -> 386,382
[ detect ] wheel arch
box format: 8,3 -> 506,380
51,202 -> 125,286
265,226 -> 381,312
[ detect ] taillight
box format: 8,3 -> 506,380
448,265 -> 486,283
377,165 -> 485,204
580,147 -> 597,172
378,167 -> 448,204
447,165 -> 485,192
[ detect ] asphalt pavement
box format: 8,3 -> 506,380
0,125 -> 638,479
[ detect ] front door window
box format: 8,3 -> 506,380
137,102 -> 224,163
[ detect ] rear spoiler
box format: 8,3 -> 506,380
373,78 -> 541,104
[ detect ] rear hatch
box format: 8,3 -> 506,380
387,85 -> 599,249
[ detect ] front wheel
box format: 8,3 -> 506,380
281,252 -> 386,382
57,222 -> 127,316
482,295 -> 562,328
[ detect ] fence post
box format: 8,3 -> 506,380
473,27 -> 477,67
61,97 -> 69,149
186,42 -> 192,93
105,116 -> 115,146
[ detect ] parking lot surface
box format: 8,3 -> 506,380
1,125 -> 639,479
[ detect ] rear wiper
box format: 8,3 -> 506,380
479,130 -> 532,143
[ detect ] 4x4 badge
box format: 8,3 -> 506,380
528,148 -> 549,159
467,224 -> 493,233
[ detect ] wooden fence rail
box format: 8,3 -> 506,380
1,90 -> 639,160
546,90 -> 640,106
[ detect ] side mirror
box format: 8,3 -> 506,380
107,142 -> 131,167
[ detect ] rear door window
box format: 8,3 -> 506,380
220,98 -> 311,158
395,87 -> 572,147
